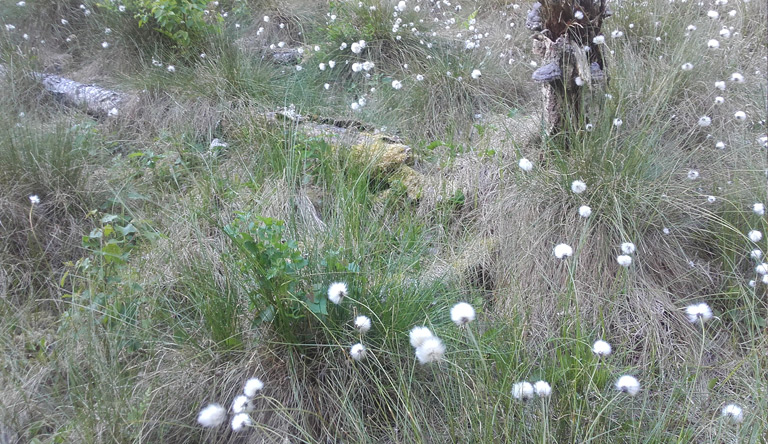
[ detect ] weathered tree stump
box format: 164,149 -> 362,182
527,0 -> 611,136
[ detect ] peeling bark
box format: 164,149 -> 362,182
527,0 -> 610,136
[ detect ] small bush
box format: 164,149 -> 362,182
99,0 -> 221,48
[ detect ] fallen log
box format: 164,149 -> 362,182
0,64 -> 131,117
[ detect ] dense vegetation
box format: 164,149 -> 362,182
0,0 -> 766,442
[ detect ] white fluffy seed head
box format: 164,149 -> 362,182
685,302 -> 713,323
409,326 -> 434,348
571,180 -> 587,194
231,413 -> 252,432
231,395 -> 253,414
754,263 -> 768,275
533,380 -> 552,398
620,242 -> 636,255
450,302 -> 476,326
592,340 -> 612,357
748,230 -> 762,243
753,203 -> 765,215
328,282 -> 347,304
512,381 -> 534,400
354,315 -> 372,333
350,343 -> 366,361
579,205 -> 592,218
415,337 -> 445,364
518,157 -> 533,171
617,255 -> 632,267
721,404 -> 744,423
554,243 -> 573,259
615,375 -> 641,395
197,403 -> 227,427
243,378 -> 264,398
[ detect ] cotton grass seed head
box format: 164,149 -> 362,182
512,381 -> 534,400
621,242 -> 636,255
687,170 -> 699,180
579,205 -> 592,218
592,340 -> 612,357
350,343 -> 366,361
756,263 -> 768,275
707,39 -> 720,49
197,403 -> 227,427
415,337 -> 445,364
29,195 -> 40,205
409,326 -> 434,348
232,395 -> 254,414
471,69 -> 481,79
617,255 -> 632,267
533,380 -> 552,398
721,404 -> 744,424
354,315 -> 372,333
231,413 -> 252,432
748,230 -> 762,242
450,302 -> 476,326
328,282 -> 347,305
553,243 -> 573,259
685,302 -> 713,323
392,80 -> 403,89
681,63 -> 694,71
734,111 -> 746,121
730,72 -> 744,83
698,116 -> 712,127
518,158 -> 533,171
571,180 -> 587,194
615,375 -> 641,395
243,378 -> 264,398
753,203 -> 765,215
750,249 -> 762,260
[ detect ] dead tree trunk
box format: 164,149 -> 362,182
526,0 -> 610,136
0,64 -> 130,117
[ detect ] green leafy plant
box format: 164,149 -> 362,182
224,214 -> 327,343
100,0 -> 220,48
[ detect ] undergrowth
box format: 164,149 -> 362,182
0,0 -> 766,443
